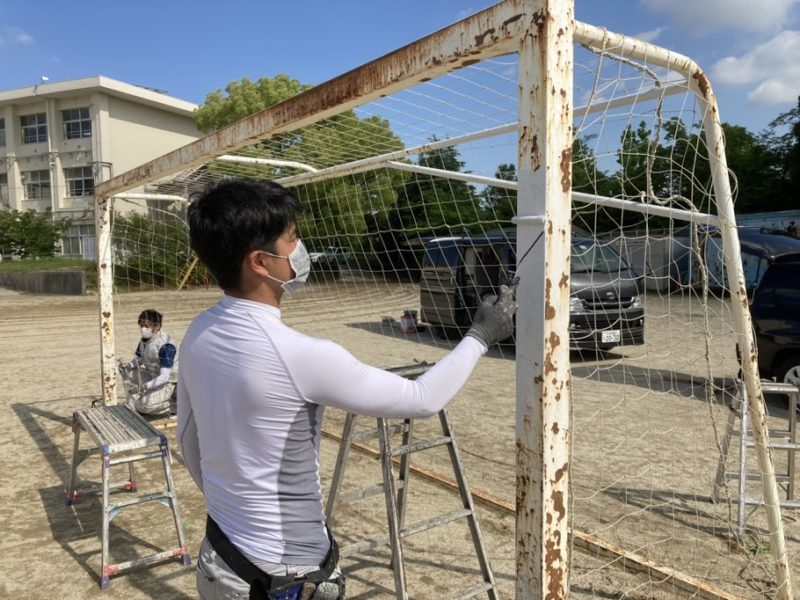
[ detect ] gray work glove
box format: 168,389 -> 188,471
117,360 -> 132,378
465,284 -> 518,347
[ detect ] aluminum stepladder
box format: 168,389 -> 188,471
66,404 -> 191,588
325,363 -> 498,600
713,380 -> 800,536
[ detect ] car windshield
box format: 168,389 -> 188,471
571,241 -> 627,274
424,244 -> 461,268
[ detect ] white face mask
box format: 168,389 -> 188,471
140,327 -> 154,339
262,239 -> 311,294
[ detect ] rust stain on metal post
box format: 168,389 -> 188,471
692,70 -> 710,99
559,146 -> 572,192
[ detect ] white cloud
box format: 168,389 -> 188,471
712,30 -> 800,104
0,26 -> 34,47
641,0 -> 799,34
635,26 -> 666,43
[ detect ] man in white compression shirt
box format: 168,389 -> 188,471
178,178 -> 516,599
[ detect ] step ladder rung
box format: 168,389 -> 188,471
744,441 -> 800,450
352,423 -> 409,443
742,497 -> 800,509
390,435 -> 451,457
109,450 -> 164,465
730,429 -> 795,439
401,508 -> 472,537
108,491 -> 172,511
340,509 -> 472,557
721,472 -> 792,483
338,480 -> 405,505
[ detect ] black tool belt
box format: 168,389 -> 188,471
205,515 -> 344,600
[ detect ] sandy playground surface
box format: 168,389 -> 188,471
2,280 -> 800,599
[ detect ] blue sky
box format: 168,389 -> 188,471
1,0 -> 798,134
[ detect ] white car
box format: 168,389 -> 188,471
310,246 -> 351,264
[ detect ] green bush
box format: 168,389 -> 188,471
0,209 -> 72,258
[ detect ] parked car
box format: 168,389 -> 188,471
419,234 -> 645,351
309,246 -> 352,278
310,246 -> 351,265
739,228 -> 800,386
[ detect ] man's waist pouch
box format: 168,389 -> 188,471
205,515 -> 344,600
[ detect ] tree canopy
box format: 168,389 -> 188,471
194,75 -> 311,134
194,75 -> 408,258
0,210 -> 71,258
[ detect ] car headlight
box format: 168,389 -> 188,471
569,297 -> 584,314
631,295 -> 642,309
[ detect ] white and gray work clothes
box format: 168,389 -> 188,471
177,295 -> 488,598
122,330 -> 178,415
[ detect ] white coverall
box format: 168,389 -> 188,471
121,329 -> 178,415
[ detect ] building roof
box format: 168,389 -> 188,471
0,76 -> 197,116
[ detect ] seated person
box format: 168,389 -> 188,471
118,309 -> 178,417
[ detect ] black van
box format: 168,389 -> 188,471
419,234 -> 645,350
736,228 -> 800,386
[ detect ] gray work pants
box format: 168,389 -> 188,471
196,537 -> 336,600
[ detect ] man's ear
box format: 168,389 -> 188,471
244,249 -> 270,279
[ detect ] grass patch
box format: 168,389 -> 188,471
0,257 -> 97,289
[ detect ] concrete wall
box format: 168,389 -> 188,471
0,270 -> 86,295
107,96 -> 200,175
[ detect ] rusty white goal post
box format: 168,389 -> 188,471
94,1 -> 793,598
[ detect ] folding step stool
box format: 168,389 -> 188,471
712,380 -> 800,536
326,363 -> 498,600
66,405 -> 191,589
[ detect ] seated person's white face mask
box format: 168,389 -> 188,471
141,327 -> 154,339
261,240 -> 311,294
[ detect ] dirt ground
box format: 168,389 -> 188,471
2,280 -> 799,599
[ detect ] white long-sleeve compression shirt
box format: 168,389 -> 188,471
177,294 -> 486,565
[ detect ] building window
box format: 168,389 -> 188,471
23,170 -> 51,200
62,107 -> 91,139
62,223 -> 95,258
20,113 -> 47,144
64,166 -> 94,197
0,118 -> 5,147
0,173 -> 8,206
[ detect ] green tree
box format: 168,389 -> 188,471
395,144 -> 479,235
481,163 -> 517,225
194,75 -> 407,265
194,75 -> 311,133
111,209 -> 197,289
367,143 -> 481,275
0,209 -> 71,257
758,96 -> 800,210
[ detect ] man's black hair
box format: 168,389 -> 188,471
188,178 -> 303,291
138,309 -> 163,325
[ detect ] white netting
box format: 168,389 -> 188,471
104,24 -> 794,600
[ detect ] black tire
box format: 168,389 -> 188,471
775,354 -> 800,388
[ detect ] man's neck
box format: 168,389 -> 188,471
226,284 -> 281,308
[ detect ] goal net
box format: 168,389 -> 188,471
97,3 -> 794,598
